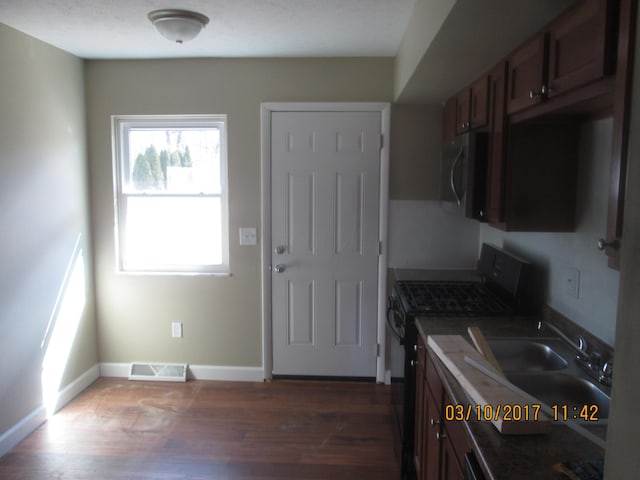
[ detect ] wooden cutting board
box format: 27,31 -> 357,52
428,334 -> 550,435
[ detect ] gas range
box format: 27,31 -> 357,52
389,244 -> 533,480
393,280 -> 515,317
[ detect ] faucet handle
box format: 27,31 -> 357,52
577,335 -> 588,354
599,359 -> 613,386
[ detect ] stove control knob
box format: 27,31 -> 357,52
274,264 -> 286,273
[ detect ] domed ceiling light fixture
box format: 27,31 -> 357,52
148,9 -> 209,44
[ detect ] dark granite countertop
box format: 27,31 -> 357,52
416,316 -> 607,480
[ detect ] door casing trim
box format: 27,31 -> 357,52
260,102 -> 390,383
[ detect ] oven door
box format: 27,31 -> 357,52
387,294 -> 418,479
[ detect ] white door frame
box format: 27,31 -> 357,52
260,102 -> 390,383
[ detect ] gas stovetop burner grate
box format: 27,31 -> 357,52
394,280 -> 515,317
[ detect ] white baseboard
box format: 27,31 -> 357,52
0,405 -> 46,459
52,364 -> 100,414
100,362 -> 264,382
0,363 -> 100,459
189,364 -> 264,382
99,362 -> 130,378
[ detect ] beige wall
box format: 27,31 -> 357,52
85,57 -> 394,367
0,24 -> 97,437
390,104 -> 442,200
393,0 -> 456,101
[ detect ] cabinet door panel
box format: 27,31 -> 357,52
440,433 -> 464,480
413,337 -> 427,479
456,88 -> 471,135
425,387 -> 441,480
606,0 -> 637,268
548,0 -> 616,96
507,34 -> 548,114
470,76 -> 490,129
486,63 -> 508,226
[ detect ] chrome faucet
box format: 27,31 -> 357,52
537,321 -> 612,386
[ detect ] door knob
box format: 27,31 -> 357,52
274,264 -> 286,273
274,245 -> 286,255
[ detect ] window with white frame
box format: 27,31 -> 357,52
112,115 -> 229,274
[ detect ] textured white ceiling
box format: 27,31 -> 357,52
0,0 -> 416,59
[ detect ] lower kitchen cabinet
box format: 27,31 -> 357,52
440,428 -> 465,480
414,334 -> 472,480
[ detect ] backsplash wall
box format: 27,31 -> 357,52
479,117 -> 620,346
388,200 -> 480,269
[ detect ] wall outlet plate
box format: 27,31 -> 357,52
564,268 -> 580,299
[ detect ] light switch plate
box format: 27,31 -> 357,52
171,322 -> 183,338
239,227 -> 257,246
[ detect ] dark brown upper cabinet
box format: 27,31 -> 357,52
454,75 -> 490,135
547,0 -> 618,98
507,0 -> 619,118
507,33 -> 548,115
603,0 -> 637,269
455,88 -> 472,135
437,0 -> 634,265
485,63 -> 508,226
470,76 -> 490,129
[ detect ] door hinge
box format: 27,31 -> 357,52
378,241 -> 383,255
380,134 -> 384,150
376,343 -> 381,357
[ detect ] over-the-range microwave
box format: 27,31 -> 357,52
440,132 -> 488,220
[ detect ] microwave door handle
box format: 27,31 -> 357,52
450,147 -> 464,205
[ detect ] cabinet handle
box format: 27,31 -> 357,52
436,431 -> 447,441
529,85 -> 550,99
430,418 -> 441,427
597,238 -> 617,251
411,359 -> 418,367
414,344 -> 424,352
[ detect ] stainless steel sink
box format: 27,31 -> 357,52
487,338 -> 568,372
506,372 -> 610,419
484,336 -> 611,422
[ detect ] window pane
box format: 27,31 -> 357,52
125,128 -> 221,194
123,196 -> 222,269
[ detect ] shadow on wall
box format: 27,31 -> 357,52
502,240 -> 549,314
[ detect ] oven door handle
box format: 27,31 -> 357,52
386,298 -> 404,344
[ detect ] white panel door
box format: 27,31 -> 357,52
271,111 -> 381,377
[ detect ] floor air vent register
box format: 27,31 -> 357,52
128,363 -> 188,382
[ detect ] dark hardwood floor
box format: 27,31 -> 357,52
0,378 -> 399,479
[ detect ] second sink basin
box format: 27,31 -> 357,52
506,372 -> 611,419
487,338 -> 568,372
